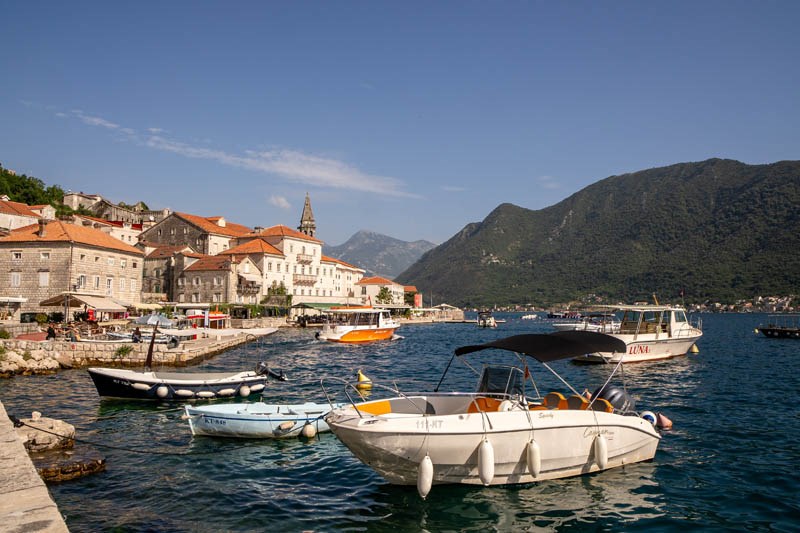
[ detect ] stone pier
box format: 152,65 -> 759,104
0,400 -> 69,532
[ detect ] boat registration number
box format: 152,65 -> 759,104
416,419 -> 443,430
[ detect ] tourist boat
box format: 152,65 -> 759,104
477,311 -> 497,328
183,401 -> 346,438
315,306 -> 400,343
755,315 -> 800,338
87,322 -> 286,399
552,313 -> 621,333
323,331 -> 663,498
572,304 -> 702,364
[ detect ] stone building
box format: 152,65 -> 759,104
0,196 -> 52,233
62,192 -> 170,225
172,253 -> 262,305
138,212 -> 252,256
0,220 -> 144,318
355,276 -> 407,305
69,214 -> 142,246
140,242 -> 193,302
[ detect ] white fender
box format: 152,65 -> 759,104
197,391 -> 215,398
156,386 -> 169,398
278,421 -> 295,431
478,438 -> 495,486
526,439 -> 541,477
498,400 -> 514,412
238,385 -> 251,397
131,383 -> 150,391
249,383 -> 265,393
301,423 -> 317,438
174,389 -> 195,398
417,455 -> 433,499
217,388 -> 236,397
594,434 -> 608,470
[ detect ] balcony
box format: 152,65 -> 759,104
296,253 -> 313,264
237,282 -> 261,295
293,274 -> 316,285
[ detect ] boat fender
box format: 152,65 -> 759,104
249,384 -> 265,393
174,389 -> 195,398
197,391 -> 215,399
498,400 -> 514,412
301,422 -> 317,438
131,383 -> 150,391
640,411 -> 657,426
417,455 -> 434,499
156,385 -> 169,398
656,413 -> 673,430
356,370 -> 372,390
238,385 -> 251,397
526,439 -> 541,478
594,434 -> 608,470
217,388 -> 236,397
478,438 -> 495,486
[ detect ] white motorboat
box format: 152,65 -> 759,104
572,305 -> 702,363
315,306 -> 400,343
184,401 -> 345,438
552,313 -> 620,333
477,311 -> 497,328
324,331 -> 663,498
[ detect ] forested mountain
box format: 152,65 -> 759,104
324,230 -> 436,278
397,159 -> 800,307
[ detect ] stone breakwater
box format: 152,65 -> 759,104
0,332 -> 269,377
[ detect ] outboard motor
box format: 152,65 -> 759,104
255,361 -> 269,376
592,385 -> 636,414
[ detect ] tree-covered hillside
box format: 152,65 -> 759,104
0,163 -> 66,207
397,159 -> 800,307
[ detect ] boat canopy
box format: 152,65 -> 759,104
454,331 -> 626,363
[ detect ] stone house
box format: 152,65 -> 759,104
0,196 -> 49,232
69,214 -> 142,247
63,192 -> 170,225
0,220 -> 144,318
355,276 -> 407,305
138,212 -> 252,256
140,242 -> 193,302
172,253 -> 262,305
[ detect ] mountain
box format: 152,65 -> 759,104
324,230 -> 437,279
396,159 -> 800,307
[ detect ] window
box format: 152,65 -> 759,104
80,254 -> 86,261
183,227 -> 188,234
11,251 -> 22,261
277,263 -> 281,273
38,271 -> 49,287
130,279 -> 136,293
108,257 -> 115,266
105,278 -> 113,295
244,263 -> 250,274
193,277 -> 200,286
95,256 -> 100,262
10,272 -> 21,287
40,251 -> 50,260
178,294 -> 185,303
191,293 -> 199,303
132,261 -> 138,269
213,276 -> 221,286
119,278 -> 126,291
157,229 -> 162,236
94,275 -> 100,289
212,293 -> 220,302
77,274 -> 86,289
170,228 -> 175,235
121,259 -> 127,268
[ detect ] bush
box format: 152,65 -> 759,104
114,345 -> 134,358
0,329 -> 10,339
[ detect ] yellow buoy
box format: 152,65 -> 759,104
356,369 -> 372,390
690,344 -> 699,354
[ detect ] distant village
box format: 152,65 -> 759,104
0,192 -> 440,324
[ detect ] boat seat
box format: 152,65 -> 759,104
467,397 -> 503,413
567,395 -> 589,410
543,392 -> 568,410
589,398 -> 614,413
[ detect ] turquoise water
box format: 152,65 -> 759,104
1,313 -> 797,531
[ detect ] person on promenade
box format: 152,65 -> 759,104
132,327 -> 142,343
46,324 -> 57,340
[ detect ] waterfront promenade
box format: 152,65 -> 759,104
0,400 -> 69,532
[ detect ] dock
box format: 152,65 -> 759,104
0,400 -> 69,532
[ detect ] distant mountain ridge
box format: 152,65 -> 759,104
324,230 -> 436,279
396,158 -> 800,307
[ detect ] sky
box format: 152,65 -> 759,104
2,1 -> 798,246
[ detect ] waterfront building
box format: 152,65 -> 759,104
171,253 -> 262,305
355,276 -> 406,306
0,219 -> 144,319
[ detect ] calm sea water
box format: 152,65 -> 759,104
1,313 -> 797,532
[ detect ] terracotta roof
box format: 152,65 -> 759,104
321,255 -> 361,270
404,286 -> 418,292
356,276 -> 396,285
220,239 -> 284,257
184,255 -> 235,272
0,199 -> 39,218
75,215 -> 142,229
0,220 -> 143,255
248,224 -> 323,244
174,212 -> 252,237
145,244 -> 192,259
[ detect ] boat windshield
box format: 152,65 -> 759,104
476,366 -> 524,397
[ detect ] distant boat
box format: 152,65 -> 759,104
572,304 -> 702,364
315,306 -> 400,343
477,311 -> 497,328
755,315 -> 800,338
184,401 -> 345,438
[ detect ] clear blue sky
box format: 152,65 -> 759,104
2,2 -> 797,246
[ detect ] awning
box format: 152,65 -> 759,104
39,293 -> 127,312
131,302 -> 163,310
292,302 -> 339,310
0,296 -> 28,303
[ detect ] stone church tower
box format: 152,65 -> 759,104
298,193 -> 316,237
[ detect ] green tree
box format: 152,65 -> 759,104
376,287 -> 393,304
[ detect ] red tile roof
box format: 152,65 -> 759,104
0,199 -> 40,218
145,244 -> 192,259
220,238 -> 284,257
356,276 -> 396,285
248,225 -> 322,243
0,220 -> 143,255
174,212 -> 252,237
321,255 -> 361,270
184,255 -> 235,271
404,285 -> 418,292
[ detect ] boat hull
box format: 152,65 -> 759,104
87,367 -> 269,400
185,402 -> 341,438
326,407 -> 659,486
574,333 -> 701,363
317,327 -> 398,343
757,327 -> 800,339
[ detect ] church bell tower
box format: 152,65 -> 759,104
298,193 -> 316,237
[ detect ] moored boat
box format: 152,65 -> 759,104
316,306 -> 400,343
552,313 -> 620,333
755,314 -> 800,338
184,401 -> 345,438
572,304 -> 702,364
324,331 -> 663,498
477,310 -> 497,328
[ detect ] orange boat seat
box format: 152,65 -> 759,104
543,392 -> 568,410
468,397 -> 503,413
